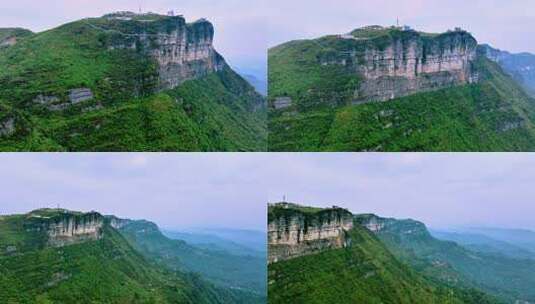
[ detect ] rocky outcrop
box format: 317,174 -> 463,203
273,97 -> 293,110
355,214 -> 430,238
103,13 -> 226,91
0,28 -> 32,48
68,88 -> 94,104
268,203 -> 353,263
0,117 -> 15,137
24,209 -> 104,247
322,27 -> 478,103
107,215 -> 132,229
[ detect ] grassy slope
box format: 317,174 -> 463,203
118,220 -> 266,302
268,225 -> 496,304
0,216 -> 237,304
0,28 -> 33,42
0,17 -> 266,152
373,218 -> 535,303
268,32 -> 535,152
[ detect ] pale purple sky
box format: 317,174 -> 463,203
0,153 -> 267,231
267,0 -> 535,54
1,153 -> 535,231
0,0 -> 267,77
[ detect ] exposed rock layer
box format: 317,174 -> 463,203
322,27 -> 479,103
24,210 -> 104,247
268,203 -> 353,263
105,14 -> 226,91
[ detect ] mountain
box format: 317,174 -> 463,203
480,44 -> 535,96
268,25 -> 535,151
164,228 -> 266,255
453,227 -> 535,254
0,209 -> 249,303
357,214 -> 535,303
267,202 -> 497,304
0,12 -> 266,151
431,230 -> 535,260
240,74 -> 267,96
113,218 -> 266,300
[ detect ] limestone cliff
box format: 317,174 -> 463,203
24,209 -> 104,247
354,213 -> 430,238
101,12 -> 226,91
268,203 -> 353,263
323,26 -> 478,103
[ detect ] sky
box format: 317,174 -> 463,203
2,153 -> 535,232
266,0 -> 535,54
0,0 -> 267,78
264,153 -> 535,231
0,153 -> 268,231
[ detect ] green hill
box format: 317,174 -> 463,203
0,12 -> 266,151
268,26 -> 535,151
268,203 -> 497,304
116,219 -> 266,300
356,214 -> 535,303
0,209 -> 255,303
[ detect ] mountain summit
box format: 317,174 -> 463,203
0,12 -> 266,151
268,25 -> 535,152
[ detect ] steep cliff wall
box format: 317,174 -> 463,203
268,203 -> 353,263
320,27 -> 479,103
24,209 -> 104,247
354,214 -> 430,238
102,13 -> 226,91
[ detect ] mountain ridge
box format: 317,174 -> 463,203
0,208 -> 264,303
0,12 -> 266,151
267,203 -> 498,303
268,25 -> 535,152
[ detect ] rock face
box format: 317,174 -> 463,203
107,215 -> 132,230
68,88 -> 94,104
268,203 -> 353,263
24,209 -> 104,247
322,27 -> 479,103
0,28 -> 32,48
105,13 -> 226,91
355,214 -> 430,238
0,117 -> 15,137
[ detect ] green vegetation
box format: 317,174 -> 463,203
0,210 -> 262,303
368,215 -> 535,303
0,28 -> 33,43
268,27 -> 535,151
268,224 -> 497,304
118,220 -> 266,301
0,14 -> 265,151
